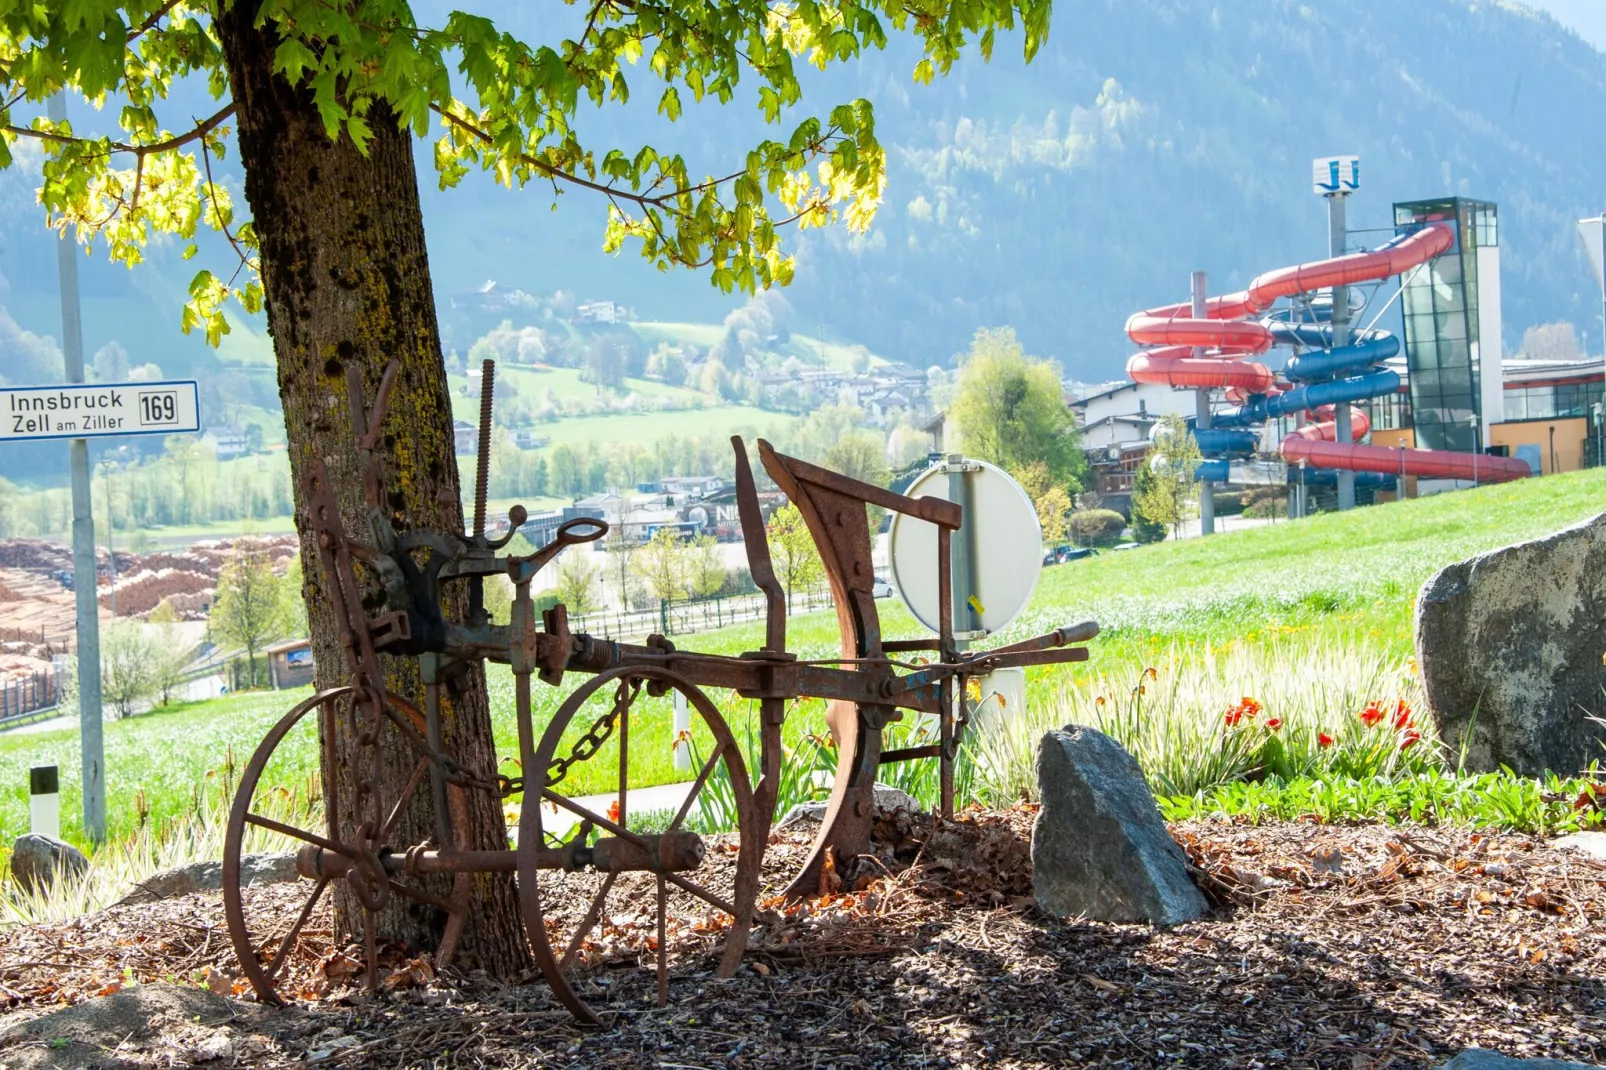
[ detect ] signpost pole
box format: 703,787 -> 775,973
1192,271 -> 1214,536
1328,189 -> 1356,512
50,92 -> 106,845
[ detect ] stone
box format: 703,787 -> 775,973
1416,513 -> 1606,776
775,785 -> 919,830
1552,831 -> 1606,861
114,852 -> 298,905
1437,1051 -> 1603,1069
9,833 -> 89,895
1031,725 -> 1207,925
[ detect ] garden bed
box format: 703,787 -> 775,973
3,811 -> 1604,1068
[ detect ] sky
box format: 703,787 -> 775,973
1524,0 -> 1606,50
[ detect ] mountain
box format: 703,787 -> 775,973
3,0 -> 1605,428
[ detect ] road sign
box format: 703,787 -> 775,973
1313,155 -> 1360,196
1,380 -> 199,443
888,458 -> 1042,638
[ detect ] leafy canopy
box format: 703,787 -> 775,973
0,0 -> 1052,344
948,327 -> 1084,491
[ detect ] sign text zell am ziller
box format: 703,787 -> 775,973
2,381 -> 200,443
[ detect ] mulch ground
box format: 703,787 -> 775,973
3,810 -> 1605,1069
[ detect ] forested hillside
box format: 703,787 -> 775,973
3,0 -> 1604,446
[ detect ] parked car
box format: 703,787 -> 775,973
871,577 -> 895,599
1042,545 -> 1094,565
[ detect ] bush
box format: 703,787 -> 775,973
1212,491 -> 1246,517
1068,508 -> 1127,546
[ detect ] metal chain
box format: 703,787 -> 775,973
542,677 -> 641,790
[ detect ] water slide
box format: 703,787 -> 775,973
1125,222 -> 1532,486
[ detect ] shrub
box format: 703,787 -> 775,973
1068,508 -> 1127,546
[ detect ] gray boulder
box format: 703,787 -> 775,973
1416,512 -> 1606,776
9,833 -> 89,894
775,784 -> 919,830
1438,1051 -> 1602,1069
116,852 -> 299,905
1031,726 -> 1206,925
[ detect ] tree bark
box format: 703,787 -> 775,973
216,4 -> 529,977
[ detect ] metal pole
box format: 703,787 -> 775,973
1191,271 -> 1215,536
51,92 -> 106,844
946,455 -> 978,651
103,461 -> 116,618
1329,192 -> 1355,511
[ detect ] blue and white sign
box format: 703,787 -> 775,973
1313,155 -> 1360,196
1,380 -> 200,443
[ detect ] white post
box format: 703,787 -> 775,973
30,765 -> 61,840
1329,192 -> 1356,511
672,688 -> 691,772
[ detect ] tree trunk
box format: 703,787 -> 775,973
216,4 -> 529,977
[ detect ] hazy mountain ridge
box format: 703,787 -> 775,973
2,0 -> 1603,419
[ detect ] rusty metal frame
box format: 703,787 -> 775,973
224,359 -> 1098,1023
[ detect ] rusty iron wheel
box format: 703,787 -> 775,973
516,666 -> 762,1025
222,686 -> 468,1003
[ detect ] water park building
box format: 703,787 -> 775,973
1085,178 -> 1606,511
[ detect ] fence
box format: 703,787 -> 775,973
568,586 -> 835,641
0,669 -> 61,728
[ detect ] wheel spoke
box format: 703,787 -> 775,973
655,874 -> 668,1006
668,742 -> 729,833
379,757 -> 432,843
540,790 -> 651,850
559,871 -> 618,971
618,695 -> 629,828
245,813 -> 354,858
267,878 -> 328,982
665,872 -> 737,917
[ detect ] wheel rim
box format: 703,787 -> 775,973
223,686 -> 466,1003
517,667 -> 761,1025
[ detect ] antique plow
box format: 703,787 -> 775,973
223,359 -> 1097,1024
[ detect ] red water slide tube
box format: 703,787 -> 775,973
1281,438 -> 1532,483
1286,406 -> 1371,442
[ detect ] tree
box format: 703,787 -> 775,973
554,552 -> 603,616
822,430 -> 892,488
5,0 -> 1047,981
605,525 -> 637,609
949,329 -> 1086,490
1036,486 -> 1073,544
1129,463 -> 1168,544
767,504 -> 824,612
635,528 -> 688,607
146,600 -> 191,707
1520,322 -> 1583,363
209,540 -> 288,689
686,535 -> 730,600
101,623 -> 160,718
1133,415 -> 1201,540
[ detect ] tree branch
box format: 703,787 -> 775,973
4,103 -> 236,160
127,0 -> 185,42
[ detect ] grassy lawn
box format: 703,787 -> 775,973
7,467 -> 1604,861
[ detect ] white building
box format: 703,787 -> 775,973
1069,380 -> 1196,450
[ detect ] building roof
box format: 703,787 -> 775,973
265,637 -> 311,655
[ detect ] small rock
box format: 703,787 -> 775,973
307,1036 -> 361,1063
190,1033 -> 234,1063
1030,725 -> 1207,925
9,834 -> 89,895
776,784 -> 919,830
1551,831 -> 1606,861
115,852 -> 299,905
1437,1050 -> 1604,1069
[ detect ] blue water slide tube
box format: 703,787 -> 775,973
1216,369 -> 1401,426
1287,469 -> 1398,490
1190,427 -> 1260,459
1283,334 -> 1400,382
1195,459 -> 1231,483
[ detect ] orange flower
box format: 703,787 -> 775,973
1359,702 -> 1385,727
1392,700 -> 1414,731
1264,718 -> 1282,732
1400,728 -> 1422,750
1317,732 -> 1335,748
607,799 -> 621,823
